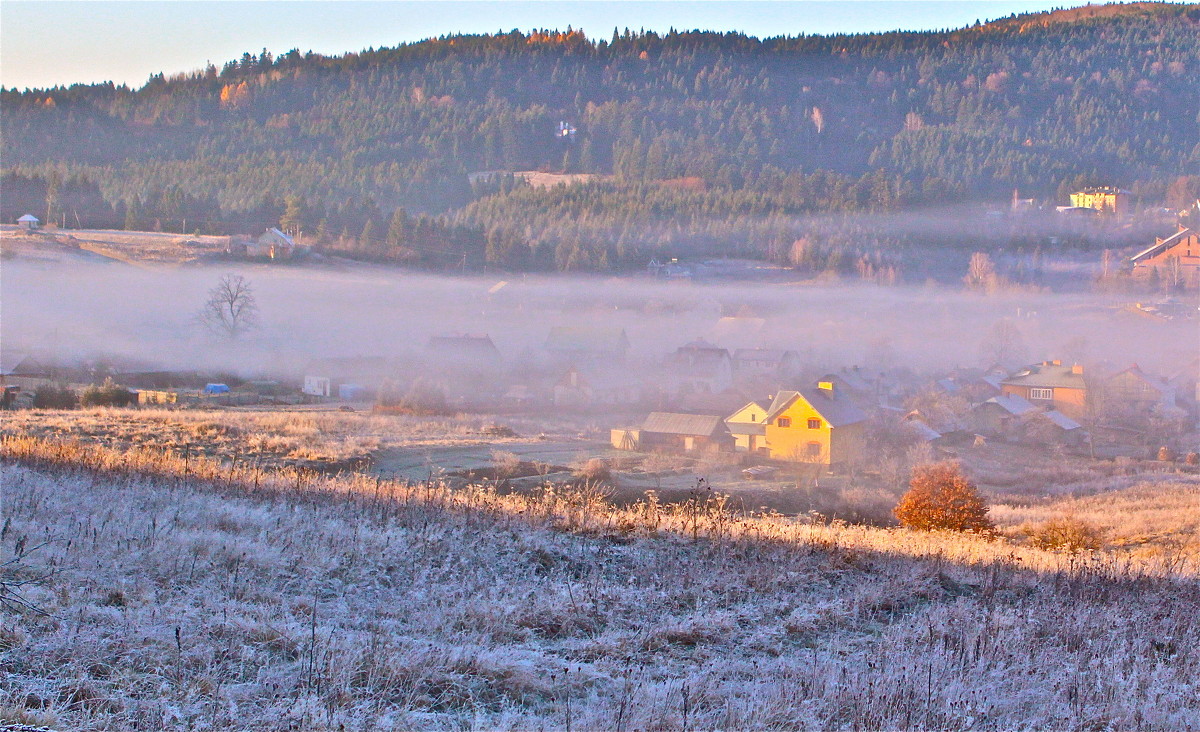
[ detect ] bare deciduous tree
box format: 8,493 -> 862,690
199,274 -> 258,340
978,318 -> 1027,368
963,251 -> 998,292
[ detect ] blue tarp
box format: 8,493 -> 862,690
204,383 -> 230,394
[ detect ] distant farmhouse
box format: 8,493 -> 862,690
666,339 -> 733,396
233,228 -> 297,260
1069,186 -> 1131,216
1130,226 -> 1199,289
545,326 -> 630,364
1000,360 -> 1087,419
16,214 -> 40,230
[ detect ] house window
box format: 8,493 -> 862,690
807,442 -> 822,457
1030,388 -> 1053,400
807,418 -> 822,429
778,417 -> 792,427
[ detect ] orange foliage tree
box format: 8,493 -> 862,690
894,461 -> 993,532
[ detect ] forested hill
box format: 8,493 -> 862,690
3,2 -> 1199,272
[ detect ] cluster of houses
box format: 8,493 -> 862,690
608,355 -> 1198,470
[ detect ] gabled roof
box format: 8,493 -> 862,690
1130,227 -> 1195,264
305,356 -> 387,376
641,412 -> 729,437
978,393 -> 1037,416
733,348 -> 795,366
427,334 -> 500,360
261,227 -> 296,246
765,387 -> 867,427
0,352 -> 43,376
545,326 -> 629,354
727,400 -> 768,423
1108,364 -> 1173,395
1002,362 -> 1086,390
904,420 -> 942,442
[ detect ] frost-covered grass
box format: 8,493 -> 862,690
0,408 -> 587,471
991,477 -> 1200,559
2,437 -> 1199,730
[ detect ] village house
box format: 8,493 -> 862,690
1102,364 -> 1179,416
972,393 -> 1037,438
725,400 -> 769,454
16,214 -> 40,231
1001,360 -> 1088,419
302,356 -> 388,400
1129,226 -> 1199,289
666,339 -> 733,396
425,334 -> 502,375
0,352 -> 51,393
762,382 -> 867,467
245,228 -> 297,260
611,412 -> 733,454
1069,186 -> 1131,217
554,365 -> 643,409
544,326 -> 630,365
732,348 -> 801,382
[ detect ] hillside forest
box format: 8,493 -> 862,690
2,3 -> 1199,273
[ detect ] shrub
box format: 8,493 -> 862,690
1028,516 -> 1105,553
894,461 -> 993,532
1186,452 -> 1199,466
1157,446 -> 1176,462
32,384 -> 78,409
80,378 -> 135,407
573,458 -> 612,484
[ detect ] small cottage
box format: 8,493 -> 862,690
630,412 -> 733,454
246,228 -> 296,260
16,214 -> 40,231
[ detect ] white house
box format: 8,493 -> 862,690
246,228 -> 296,260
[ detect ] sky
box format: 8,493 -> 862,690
1,0 -> 1106,91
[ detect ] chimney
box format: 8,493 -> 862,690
1071,364 -> 1083,375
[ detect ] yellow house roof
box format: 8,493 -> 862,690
766,388 -> 866,427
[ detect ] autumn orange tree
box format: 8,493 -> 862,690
894,461 -> 993,532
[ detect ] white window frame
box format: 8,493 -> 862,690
1029,387 -> 1053,400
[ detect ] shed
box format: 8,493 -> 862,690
638,412 -> 733,454
17,214 -> 40,230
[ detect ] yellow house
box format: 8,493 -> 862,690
763,383 -> 867,467
725,400 -> 769,453
1069,187 -> 1130,216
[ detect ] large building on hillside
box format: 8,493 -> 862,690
1130,227 -> 1199,288
1069,186 -> 1131,216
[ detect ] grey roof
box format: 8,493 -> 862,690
545,326 -> 630,353
726,421 -> 766,436
1041,410 -> 1082,431
1002,362 -> 1086,390
979,393 -> 1037,416
765,387 -> 867,427
733,348 -> 793,364
16,214 -> 39,222
905,420 -> 942,442
0,352 -> 42,376
1131,227 -> 1194,264
427,335 -> 500,359
641,412 -> 729,437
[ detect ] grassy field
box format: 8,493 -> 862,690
1,436 -> 1199,730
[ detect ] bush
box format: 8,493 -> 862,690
1186,452 -> 1199,466
894,461 -> 993,532
573,458 -> 612,484
32,384 -> 78,409
80,378 -> 135,407
1028,516 -> 1105,553
1157,446 -> 1176,462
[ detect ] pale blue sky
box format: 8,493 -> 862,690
3,1 -> 1103,90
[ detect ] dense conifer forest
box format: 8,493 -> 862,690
2,2 -> 1198,272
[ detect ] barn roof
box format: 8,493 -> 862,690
1041,410 -> 1082,431
765,387 -> 867,427
427,334 -> 500,360
641,412 -> 729,437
